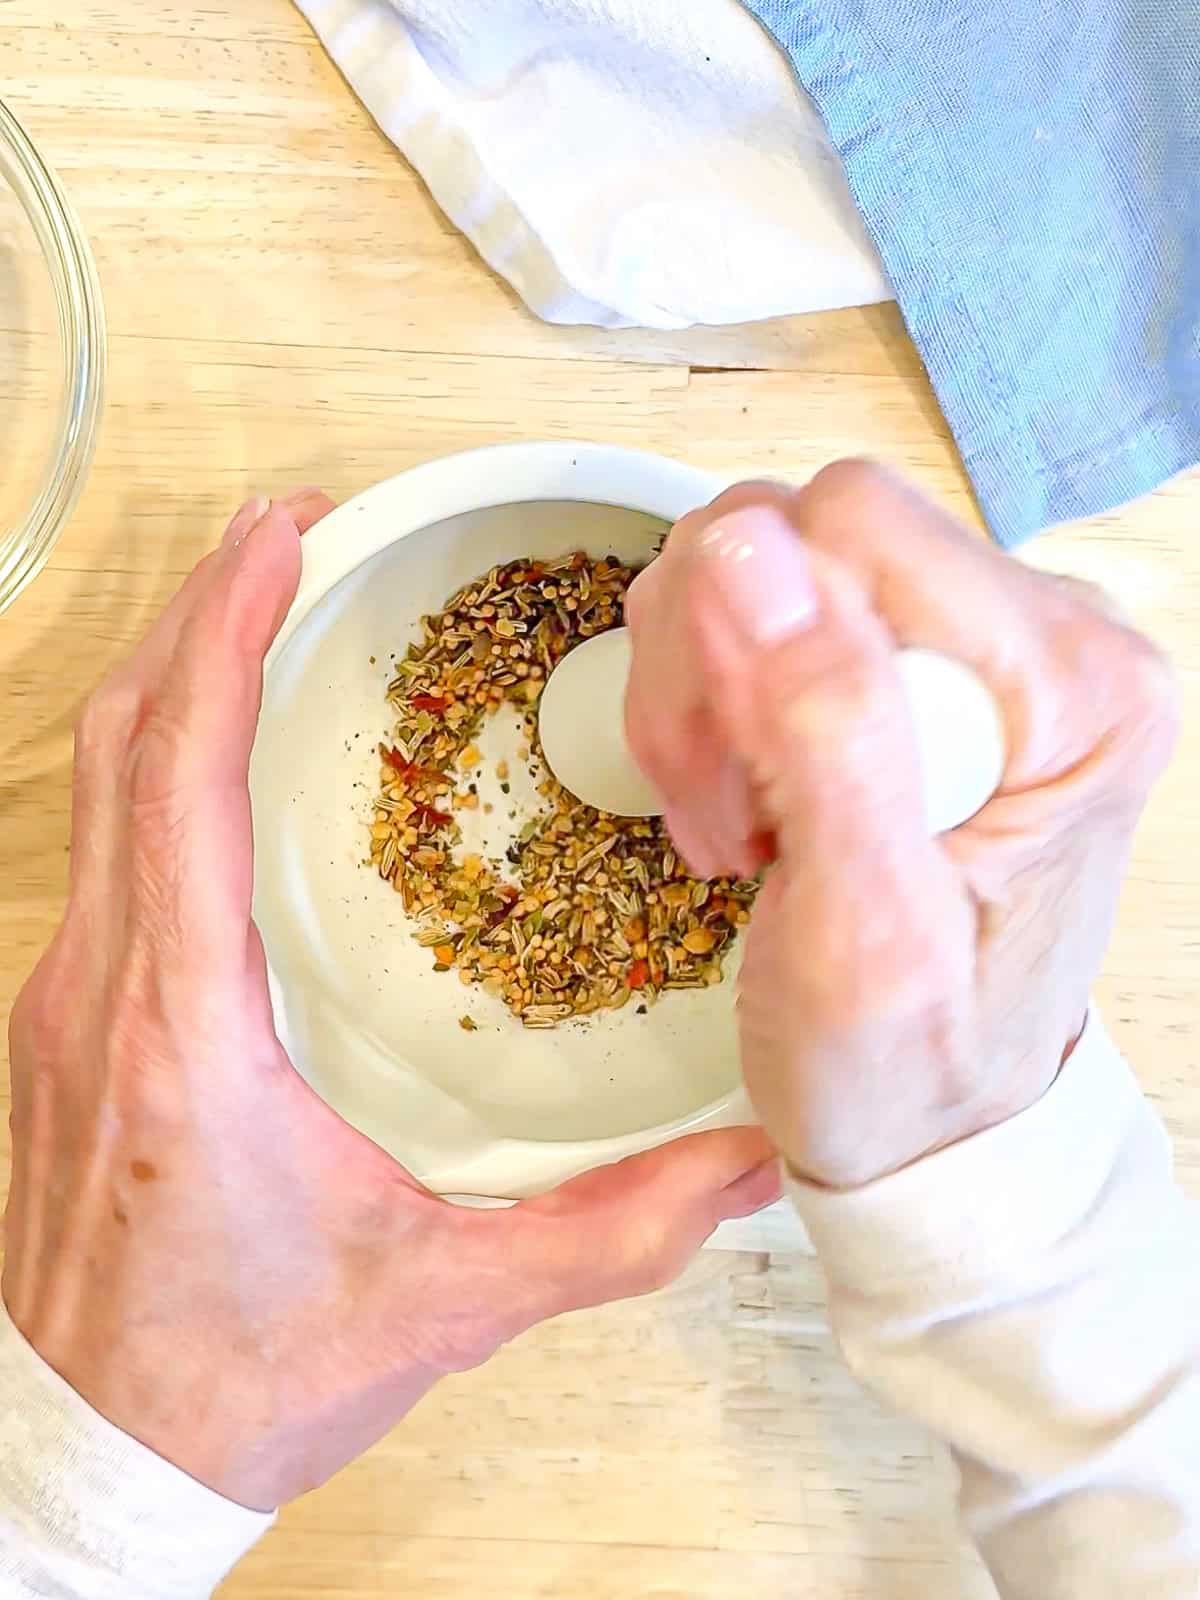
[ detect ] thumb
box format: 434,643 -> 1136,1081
501,1126 -> 780,1324
686,503 -> 938,890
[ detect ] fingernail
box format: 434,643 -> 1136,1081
222,495 -> 271,550
698,507 -> 817,644
720,1157 -> 784,1218
279,485 -> 323,507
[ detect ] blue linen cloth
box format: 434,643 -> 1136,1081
743,0 -> 1200,545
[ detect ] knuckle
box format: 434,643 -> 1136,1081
435,1310 -> 508,1373
623,696 -> 662,778
701,478 -> 796,523
10,953 -> 69,1069
1049,572 -> 1132,626
803,457 -> 893,519
1038,576 -> 1179,790
127,707 -> 188,812
625,1218 -> 686,1297
103,962 -> 156,1057
1125,630 -> 1179,716
773,641 -> 897,752
1069,605 -> 1180,755
679,480 -> 801,555
825,650 -> 893,726
8,982 -> 38,1062
623,563 -> 657,630
75,674 -> 140,764
1121,632 -> 1181,767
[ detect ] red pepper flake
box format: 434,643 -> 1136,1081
626,959 -> 650,990
409,693 -> 448,713
483,885 -> 520,928
413,802 -> 453,828
382,746 -> 443,784
485,884 -> 520,927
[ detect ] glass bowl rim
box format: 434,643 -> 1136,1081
0,94 -> 106,614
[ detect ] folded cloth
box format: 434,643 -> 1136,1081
743,0 -> 1200,543
292,0 -> 891,328
298,0 -> 1199,544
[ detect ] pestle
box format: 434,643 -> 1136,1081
538,626 -> 1006,835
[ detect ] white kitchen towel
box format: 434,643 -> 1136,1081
293,0 -> 891,329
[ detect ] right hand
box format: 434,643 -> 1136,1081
626,462 -> 1179,1188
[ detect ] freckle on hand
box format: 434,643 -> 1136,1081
112,1205 -> 129,1226
130,1160 -> 158,1183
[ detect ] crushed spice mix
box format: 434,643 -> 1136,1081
365,551 -> 758,1026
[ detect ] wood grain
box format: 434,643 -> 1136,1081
1,4 -> 1196,1596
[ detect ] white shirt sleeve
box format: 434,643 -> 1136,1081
0,1307 -> 273,1600
2,1023 -> 1195,1598
789,1017 -> 1200,1598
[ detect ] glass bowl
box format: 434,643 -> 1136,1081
0,96 -> 105,614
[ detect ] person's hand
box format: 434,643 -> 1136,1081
2,491 -> 779,1512
626,462 -> 1178,1189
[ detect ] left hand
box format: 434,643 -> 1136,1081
2,490 -> 779,1512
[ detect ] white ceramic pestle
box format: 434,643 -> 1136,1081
538,627 -> 1006,835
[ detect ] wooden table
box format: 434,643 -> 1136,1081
2,5 -> 1196,1596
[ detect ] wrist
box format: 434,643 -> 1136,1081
139,1346 -> 447,1511
781,1024 -> 1081,1192
3,1283 -> 444,1511
786,1016 -> 1145,1291
205,1361 -> 442,1511
0,1302 -> 273,1591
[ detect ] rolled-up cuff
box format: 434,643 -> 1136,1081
0,1303 -> 273,1600
788,1017 -> 1159,1295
